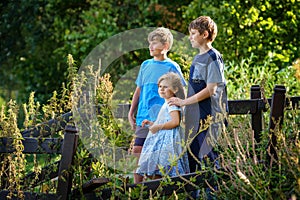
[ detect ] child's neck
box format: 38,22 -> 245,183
165,95 -> 175,102
153,54 -> 168,61
198,43 -> 212,55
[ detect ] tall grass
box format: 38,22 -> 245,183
0,55 -> 299,199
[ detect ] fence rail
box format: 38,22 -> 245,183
0,85 -> 299,200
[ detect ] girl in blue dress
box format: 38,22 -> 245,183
136,72 -> 189,179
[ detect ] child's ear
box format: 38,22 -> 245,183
162,43 -> 169,54
173,87 -> 178,94
203,30 -> 209,39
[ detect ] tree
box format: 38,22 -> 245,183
0,0 -> 190,104
182,0 -> 300,68
1,0 -> 298,104
0,0 -> 91,103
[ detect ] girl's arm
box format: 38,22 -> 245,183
149,110 -> 180,134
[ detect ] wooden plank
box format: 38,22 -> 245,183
22,112 -> 72,137
285,96 -> 300,110
57,125 -> 79,200
0,125 -> 78,199
267,85 -> 286,161
23,161 -> 60,189
250,85 -> 263,143
128,172 -> 217,195
20,95 -> 300,140
82,178 -> 110,193
72,178 -> 110,197
113,104 -> 131,118
93,171 -> 226,200
0,137 -> 63,154
0,190 -> 57,200
111,99 -> 266,119
228,99 -> 259,114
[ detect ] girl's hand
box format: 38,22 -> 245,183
142,119 -> 153,127
149,124 -> 162,134
142,120 -> 162,134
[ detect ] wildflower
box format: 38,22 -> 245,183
237,170 -> 250,185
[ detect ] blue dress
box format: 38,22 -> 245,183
136,102 -> 189,177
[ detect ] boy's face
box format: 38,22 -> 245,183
148,37 -> 168,57
189,28 -> 206,48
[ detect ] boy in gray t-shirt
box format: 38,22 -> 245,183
169,15 -> 228,199
169,15 -> 228,176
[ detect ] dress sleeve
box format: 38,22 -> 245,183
167,105 -> 181,113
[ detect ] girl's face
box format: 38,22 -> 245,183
158,79 -> 176,100
189,28 -> 205,48
148,37 -> 167,58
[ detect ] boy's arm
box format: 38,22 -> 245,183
149,110 -> 180,134
169,83 -> 217,106
183,83 -> 217,105
128,87 -> 140,130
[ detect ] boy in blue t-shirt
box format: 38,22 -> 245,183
128,27 -> 186,183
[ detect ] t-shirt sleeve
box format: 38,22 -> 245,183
170,64 -> 187,87
135,63 -> 144,87
207,60 -> 225,84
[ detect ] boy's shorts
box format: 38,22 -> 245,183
134,126 -> 149,146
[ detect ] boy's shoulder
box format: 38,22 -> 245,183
141,58 -> 154,65
166,58 -> 180,67
207,48 -> 222,61
141,58 -> 179,67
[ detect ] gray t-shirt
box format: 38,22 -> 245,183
185,48 -> 228,158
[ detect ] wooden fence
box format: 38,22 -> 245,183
0,85 -> 299,199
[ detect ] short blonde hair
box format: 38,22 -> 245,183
158,72 -> 185,99
148,27 -> 173,51
189,16 -> 217,42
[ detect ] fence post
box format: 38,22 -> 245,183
250,85 -> 263,144
57,125 -> 79,200
267,85 -> 286,162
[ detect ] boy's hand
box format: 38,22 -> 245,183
169,97 -> 184,107
128,114 -> 136,130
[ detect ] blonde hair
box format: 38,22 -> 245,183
158,72 -> 185,99
148,27 -> 173,51
189,16 -> 217,42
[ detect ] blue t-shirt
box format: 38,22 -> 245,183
135,58 -> 186,126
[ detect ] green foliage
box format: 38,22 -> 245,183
0,0 -> 79,103
225,54 -> 300,100
1,0 -> 298,105
0,54 -> 299,199
183,0 -> 300,68
217,107 -> 300,199
0,55 -> 76,195
0,101 -> 26,199
0,0 -> 191,104
0,0 -> 300,198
